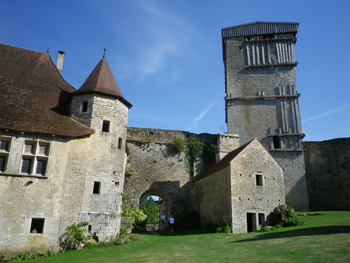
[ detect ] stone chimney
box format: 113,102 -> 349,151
56,51 -> 65,74
216,133 -> 240,163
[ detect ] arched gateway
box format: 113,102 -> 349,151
139,188 -> 171,230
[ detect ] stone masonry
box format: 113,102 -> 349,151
222,22 -> 309,211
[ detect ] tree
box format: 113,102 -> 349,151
140,197 -> 159,225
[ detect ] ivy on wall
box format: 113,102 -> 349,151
170,136 -> 217,178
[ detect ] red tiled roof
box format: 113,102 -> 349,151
0,43 -> 95,137
73,58 -> 132,109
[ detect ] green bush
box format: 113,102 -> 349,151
62,221 -> 90,250
170,137 -> 186,153
216,221 -> 232,233
140,197 -> 159,225
271,204 -> 304,227
122,208 -> 146,229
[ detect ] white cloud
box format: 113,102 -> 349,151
129,1 -> 197,79
302,104 -> 350,124
187,94 -> 220,130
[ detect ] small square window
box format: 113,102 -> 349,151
102,120 -> 110,132
82,101 -> 88,112
30,218 -> 45,234
256,174 -> 263,186
93,181 -> 101,194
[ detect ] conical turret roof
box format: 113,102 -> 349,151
74,58 -> 132,108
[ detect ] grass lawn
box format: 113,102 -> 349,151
29,211 -> 350,263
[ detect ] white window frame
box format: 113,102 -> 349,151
21,141 -> 50,176
0,137 -> 11,173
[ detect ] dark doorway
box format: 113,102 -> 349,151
247,213 -> 255,233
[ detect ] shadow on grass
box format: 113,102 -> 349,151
232,226 -> 350,243
132,228 -> 216,236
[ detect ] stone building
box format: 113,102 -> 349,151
193,135 -> 284,233
0,44 -> 131,258
222,22 -> 309,212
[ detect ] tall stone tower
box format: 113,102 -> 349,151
65,56 -> 133,238
222,22 -> 309,211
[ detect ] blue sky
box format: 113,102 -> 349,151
1,0 -> 349,141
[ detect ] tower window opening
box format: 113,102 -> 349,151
102,120 -> 110,132
273,136 -> 281,149
82,101 -> 88,112
93,181 -> 101,194
118,138 -> 123,150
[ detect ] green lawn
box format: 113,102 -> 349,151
31,211 -> 350,263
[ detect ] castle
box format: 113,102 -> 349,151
0,22 -> 348,258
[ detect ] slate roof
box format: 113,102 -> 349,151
222,22 -> 299,38
73,58 -> 132,109
0,43 -> 95,137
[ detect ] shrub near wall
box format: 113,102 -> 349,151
272,204 -> 304,227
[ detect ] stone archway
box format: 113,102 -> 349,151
139,188 -> 171,231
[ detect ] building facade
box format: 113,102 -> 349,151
0,44 -> 131,258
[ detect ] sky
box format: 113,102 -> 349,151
1,0 -> 349,142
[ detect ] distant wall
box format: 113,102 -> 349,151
304,138 -> 350,211
125,127 -> 350,214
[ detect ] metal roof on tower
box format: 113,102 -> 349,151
222,22 -> 299,38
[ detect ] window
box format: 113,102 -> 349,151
0,138 -> 10,173
258,213 -> 265,225
102,120 -> 110,132
93,181 -> 101,194
30,218 -> 45,234
273,136 -> 281,149
256,174 -> 263,186
21,141 -> 49,176
118,138 -> 123,150
82,101 -> 88,112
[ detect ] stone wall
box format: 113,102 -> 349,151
0,133 -> 70,259
230,140 -> 285,233
194,166 -> 232,227
223,34 -> 308,212
124,128 -> 216,214
304,138 -> 350,211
